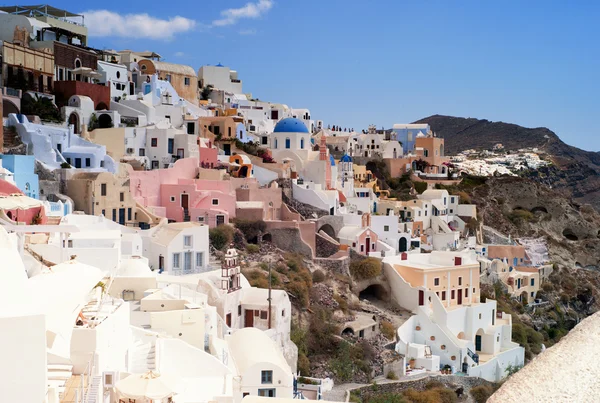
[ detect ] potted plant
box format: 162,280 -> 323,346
408,357 -> 416,369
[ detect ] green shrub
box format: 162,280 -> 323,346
385,370 -> 398,380
308,308 -> 339,355
209,225 -> 234,250
350,258 -> 382,280
233,219 -> 267,242
60,162 -> 72,169
312,270 -> 326,283
508,208 -> 534,223
333,294 -> 348,312
424,380 -> 445,390
470,385 -> 494,403
366,393 -> 406,403
246,244 -> 260,254
413,181 -> 428,194
297,353 -> 310,376
380,320 -> 396,340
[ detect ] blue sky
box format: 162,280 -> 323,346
53,0 -> 600,151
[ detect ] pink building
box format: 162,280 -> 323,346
0,179 -> 47,224
128,158 -> 237,227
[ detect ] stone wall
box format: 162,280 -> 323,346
269,227 -> 313,259
282,188 -> 329,219
315,232 -> 339,258
314,256 -> 350,276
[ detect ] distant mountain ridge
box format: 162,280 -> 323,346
413,115 -> 600,210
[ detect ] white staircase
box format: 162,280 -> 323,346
129,339 -> 157,373
47,364 -> 73,397
83,375 -> 102,403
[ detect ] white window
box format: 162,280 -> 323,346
170,196 -> 175,202
173,253 -> 181,268
212,199 -> 219,205
384,225 -> 389,231
184,236 -> 192,247
198,216 -> 205,222
196,252 -> 203,267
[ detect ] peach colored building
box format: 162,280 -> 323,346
385,135 -> 451,178
487,245 -> 530,267
137,59 -> 198,105
393,251 -> 480,308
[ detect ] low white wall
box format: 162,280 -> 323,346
110,277 -> 157,301
0,314 -> 47,403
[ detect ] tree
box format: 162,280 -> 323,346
200,85 -> 214,101
21,94 -> 62,122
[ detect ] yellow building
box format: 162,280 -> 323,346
1,40 -> 54,95
66,164 -> 139,226
137,59 -> 198,105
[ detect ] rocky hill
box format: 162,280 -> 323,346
413,115 -> 600,210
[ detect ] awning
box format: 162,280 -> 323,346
116,371 -> 180,400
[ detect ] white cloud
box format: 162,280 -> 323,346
212,0 -> 273,27
82,10 -> 196,40
174,51 -> 185,57
239,29 -> 257,35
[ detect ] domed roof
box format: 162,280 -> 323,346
273,118 -> 309,133
329,154 -> 336,166
340,154 -> 353,163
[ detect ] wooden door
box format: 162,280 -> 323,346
158,255 -> 164,271
244,309 -> 254,327
365,238 -> 371,254
226,313 -> 231,327
418,290 -> 424,306
181,194 -> 189,209
457,289 -> 463,305
475,335 -> 482,351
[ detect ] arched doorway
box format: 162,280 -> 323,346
2,100 -> 19,117
238,165 -> 249,178
342,328 -> 354,337
318,224 -> 336,239
98,113 -> 113,128
359,284 -> 389,302
475,329 -> 485,352
68,112 -> 80,134
399,237 -> 408,252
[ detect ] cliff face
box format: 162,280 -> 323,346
414,115 -> 600,210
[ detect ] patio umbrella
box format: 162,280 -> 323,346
116,371 -> 180,400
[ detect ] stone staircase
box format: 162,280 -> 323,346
47,364 -> 72,397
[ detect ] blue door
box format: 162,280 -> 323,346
119,208 -> 125,225
475,335 -> 482,351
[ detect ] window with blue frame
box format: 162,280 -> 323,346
168,138 -> 174,154
285,138 -> 291,149
513,257 -> 518,266
530,278 -> 534,286
300,138 -> 304,149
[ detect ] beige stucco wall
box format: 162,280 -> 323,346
88,127 -> 126,163
66,164 -> 137,224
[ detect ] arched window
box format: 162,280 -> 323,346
285,138 -> 291,149
300,138 -> 305,149
75,59 -> 81,68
